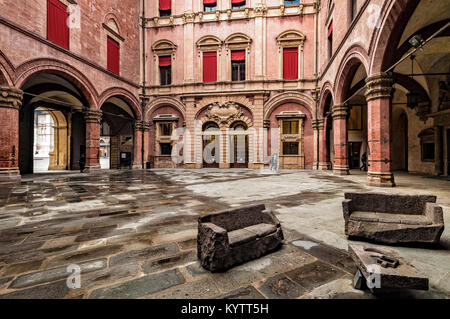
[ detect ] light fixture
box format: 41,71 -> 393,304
408,34 -> 424,49
407,55 -> 419,109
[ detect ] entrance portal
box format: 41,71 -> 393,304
202,122 -> 220,168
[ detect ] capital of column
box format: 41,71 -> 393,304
312,118 -> 325,130
84,109 -> 102,124
0,86 -> 23,110
365,72 -> 394,102
331,104 -> 348,120
254,4 -> 268,17
263,120 -> 271,129
134,121 -> 150,131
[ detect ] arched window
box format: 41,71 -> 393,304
225,34 -> 252,82
276,31 -> 306,80
197,36 -> 222,83
152,40 -> 177,86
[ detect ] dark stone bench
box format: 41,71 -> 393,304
197,204 -> 284,272
343,193 -> 444,244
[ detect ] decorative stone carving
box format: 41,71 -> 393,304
84,109 -> 102,124
331,104 -> 348,120
244,8 -> 250,19
206,102 -> 244,127
183,11 -> 195,24
280,5 -> 285,16
254,5 -> 267,17
153,17 -> 159,26
215,10 -> 221,21
312,118 -> 325,130
298,4 -> 304,15
227,9 -> 232,19
365,73 -> 394,102
134,121 -> 145,131
0,86 -> 23,110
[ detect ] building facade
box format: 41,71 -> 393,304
0,0 -> 449,187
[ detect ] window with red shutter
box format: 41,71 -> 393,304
159,0 -> 171,16
107,37 -> 120,75
232,0 -> 246,9
283,48 -> 298,80
203,52 -> 217,83
47,0 -> 69,50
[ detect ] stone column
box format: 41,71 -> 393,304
183,97 -> 199,168
84,109 -> 102,171
249,95 -> 265,169
143,121 -> 150,167
0,86 -> 22,182
365,72 -> 395,187
434,125 -> 443,176
332,104 -> 349,175
312,118 -> 327,170
133,121 -> 144,169
254,3 -> 267,81
183,11 -> 195,84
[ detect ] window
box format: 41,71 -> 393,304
47,0 -> 69,49
203,52 -> 217,83
160,143 -> 173,156
419,128 -> 435,162
231,50 -> 245,82
283,48 -> 298,80
204,0 -> 217,11
283,142 -> 299,155
350,0 -> 357,21
282,120 -> 299,135
348,106 -> 362,130
107,37 -> 120,75
232,0 -> 246,9
159,0 -> 171,16
159,56 -> 172,85
160,123 -> 172,136
328,21 -> 333,59
285,0 -> 300,5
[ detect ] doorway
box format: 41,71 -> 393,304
202,122 -> 220,168
230,122 -> 249,168
348,142 -> 362,169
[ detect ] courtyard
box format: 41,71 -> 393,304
0,169 -> 448,299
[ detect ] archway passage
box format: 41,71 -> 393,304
19,72 -> 88,174
230,122 -> 249,168
100,97 -> 137,170
33,107 -> 69,172
202,122 -> 220,168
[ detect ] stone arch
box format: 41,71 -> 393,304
369,0 -> 420,74
334,45 -> 370,103
103,13 -> 122,36
14,58 -> 99,109
224,33 -> 252,48
99,87 -> 142,120
276,30 -> 306,47
264,91 -> 315,119
145,96 -> 186,122
0,50 -> 15,86
196,35 -> 222,51
318,82 -> 334,117
152,39 -> 178,55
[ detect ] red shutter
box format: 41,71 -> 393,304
232,0 -> 245,4
204,0 -> 217,4
231,50 -> 245,62
203,52 -> 217,83
47,0 -> 69,49
283,48 -> 298,80
159,56 -> 171,67
328,21 -> 333,38
159,0 -> 171,11
107,37 -> 120,75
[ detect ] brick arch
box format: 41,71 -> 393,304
369,0 -> 420,74
99,87 -> 142,120
0,51 -> 14,86
318,82 -> 334,117
264,91 -> 315,120
334,45 -> 369,104
145,96 -> 186,122
14,58 -> 99,109
194,96 -> 254,119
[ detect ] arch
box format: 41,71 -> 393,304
145,96 -> 186,121
0,50 -> 14,86
195,95 -> 254,118
14,58 -> 99,109
276,30 -> 306,47
152,39 -> 177,55
98,87 -> 142,120
318,82 -> 334,117
334,45 -> 369,103
103,13 -> 122,36
264,91 -> 315,119
224,33 -> 252,47
196,102 -> 253,128
369,0 -> 420,74
196,35 -> 223,51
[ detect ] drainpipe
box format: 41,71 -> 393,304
141,0 -> 146,170
314,0 -> 320,170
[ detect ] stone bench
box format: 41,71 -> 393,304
343,193 -> 444,244
197,203 -> 284,272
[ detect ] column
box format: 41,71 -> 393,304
312,118 -> 327,170
249,95 -> 265,169
183,6 -> 195,84
332,104 -> 349,175
133,121 -> 144,169
143,121 -> 150,167
0,86 -> 22,182
183,97 -> 199,168
319,118 -> 331,170
365,72 -> 395,187
84,109 -> 102,172
435,125 -> 443,176
254,3 -> 267,81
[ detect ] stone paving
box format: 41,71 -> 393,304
0,169 -> 449,299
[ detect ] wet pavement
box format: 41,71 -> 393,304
0,169 -> 449,299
